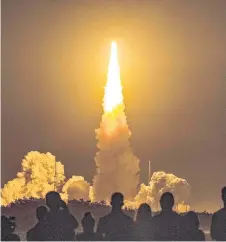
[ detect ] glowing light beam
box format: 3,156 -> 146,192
103,41 -> 123,113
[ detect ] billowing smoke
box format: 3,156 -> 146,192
62,176 -> 90,201
1,153 -> 190,214
1,151 -> 65,206
1,151 -> 90,206
92,42 -> 140,202
134,171 -> 191,212
92,105 -> 140,202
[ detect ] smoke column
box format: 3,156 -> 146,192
92,42 -> 140,202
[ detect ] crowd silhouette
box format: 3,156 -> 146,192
1,186 -> 226,241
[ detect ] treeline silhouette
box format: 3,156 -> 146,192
1,187 -> 226,241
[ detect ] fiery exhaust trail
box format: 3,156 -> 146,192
92,42 -> 140,202
104,41 -> 123,113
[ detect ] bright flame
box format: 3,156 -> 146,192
103,41 -> 123,113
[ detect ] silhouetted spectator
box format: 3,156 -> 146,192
76,212 -> 100,241
182,211 -> 205,241
27,206 -> 47,241
41,191 -> 78,241
134,203 -> 154,240
211,186 -> 226,240
1,215 -> 20,241
153,192 -> 182,240
97,192 -> 134,240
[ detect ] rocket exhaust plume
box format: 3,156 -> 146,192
0,42 -> 191,212
92,42 -> 140,202
103,42 -> 123,113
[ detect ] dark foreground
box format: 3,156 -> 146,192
2,199 -> 212,241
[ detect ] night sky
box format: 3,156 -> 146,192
1,0 -> 226,211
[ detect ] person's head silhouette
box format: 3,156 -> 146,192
160,192 -> 174,211
221,186 -> 226,205
136,203 -> 152,222
111,192 -> 124,211
36,206 -> 47,221
81,212 -> 95,233
46,191 -> 61,212
1,215 -> 16,236
185,211 -> 199,230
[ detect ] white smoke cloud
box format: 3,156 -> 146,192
0,151 -> 89,206
92,106 -> 140,202
1,177 -> 26,207
1,152 -> 191,214
1,151 -> 65,206
62,176 -> 90,201
1,151 -> 65,205
134,171 -> 191,211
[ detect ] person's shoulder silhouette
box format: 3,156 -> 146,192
211,186 -> 226,241
27,206 -> 47,241
182,211 -> 205,241
42,191 -> 78,241
153,192 -> 182,241
134,203 -> 154,240
2,233 -> 20,241
76,212 -> 100,241
1,215 -> 20,241
97,192 -> 134,240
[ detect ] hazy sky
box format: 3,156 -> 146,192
2,0 -> 226,211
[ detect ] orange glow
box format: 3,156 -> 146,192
103,41 -> 123,113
